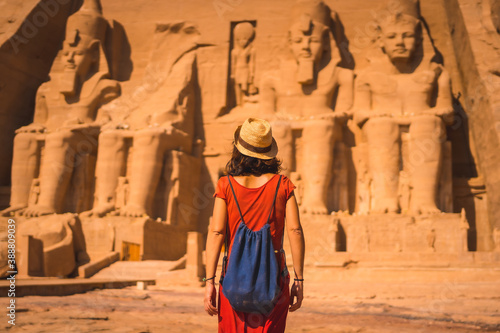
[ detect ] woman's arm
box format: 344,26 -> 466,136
286,192 -> 305,312
204,197 -> 227,316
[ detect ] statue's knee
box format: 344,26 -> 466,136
411,116 -> 445,139
13,133 -> 37,150
365,118 -> 398,140
134,129 -> 163,146
304,119 -> 334,137
45,131 -> 73,149
99,130 -> 124,147
270,120 -> 292,140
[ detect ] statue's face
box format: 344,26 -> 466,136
61,38 -> 96,76
236,35 -> 250,48
289,23 -> 327,64
380,21 -> 420,62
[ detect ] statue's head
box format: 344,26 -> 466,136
289,0 -> 334,85
376,0 -> 423,64
289,15 -> 329,66
233,22 -> 255,49
58,0 -> 108,96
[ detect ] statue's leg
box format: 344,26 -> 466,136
301,118 -> 334,215
270,120 -> 292,178
85,130 -> 127,217
121,128 -> 166,217
1,133 -> 40,216
409,115 -> 444,214
25,130 -> 97,217
364,117 -> 400,213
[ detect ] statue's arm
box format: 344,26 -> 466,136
97,79 -> 121,106
249,47 -> 256,83
93,79 -> 121,124
335,67 -> 354,116
434,68 -> 454,124
352,73 -> 372,127
34,88 -> 48,124
260,73 -> 277,114
230,49 -> 237,79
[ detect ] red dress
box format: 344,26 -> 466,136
213,174 -> 296,333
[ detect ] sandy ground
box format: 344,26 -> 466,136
3,267 -> 500,333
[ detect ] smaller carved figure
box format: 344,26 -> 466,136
231,22 -> 257,106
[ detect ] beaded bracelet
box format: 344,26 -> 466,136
294,278 -> 304,282
203,276 -> 216,282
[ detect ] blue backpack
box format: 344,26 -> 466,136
220,175 -> 284,315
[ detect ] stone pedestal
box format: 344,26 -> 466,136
284,214 -> 339,267
341,213 -> 469,254
81,216 -> 189,263
18,235 -> 43,277
12,214 -> 88,277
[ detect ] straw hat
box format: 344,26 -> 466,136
234,118 -> 278,160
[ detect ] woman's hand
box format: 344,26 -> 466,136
289,280 -> 303,312
204,282 -> 218,316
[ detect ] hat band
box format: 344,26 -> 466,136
238,137 -> 272,154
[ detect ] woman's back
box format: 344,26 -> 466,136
214,174 -> 295,256
232,174 -> 275,188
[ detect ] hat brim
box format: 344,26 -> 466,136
234,126 -> 279,160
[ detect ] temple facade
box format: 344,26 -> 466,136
0,0 -> 499,277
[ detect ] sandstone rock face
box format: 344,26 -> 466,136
0,0 -> 499,277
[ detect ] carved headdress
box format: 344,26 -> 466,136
62,0 -> 110,75
65,0 -> 107,47
288,0 -> 341,82
376,0 -> 422,28
52,0 -> 113,97
291,0 -> 332,28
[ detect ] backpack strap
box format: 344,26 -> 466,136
227,175 -> 245,224
222,174 -> 283,279
266,175 -> 282,224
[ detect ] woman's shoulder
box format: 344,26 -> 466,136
277,174 -> 296,198
278,174 -> 295,185
217,175 -> 230,187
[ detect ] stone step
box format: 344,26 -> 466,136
90,259 -> 185,280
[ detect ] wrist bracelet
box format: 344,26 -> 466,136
203,276 -> 216,282
294,278 -> 304,282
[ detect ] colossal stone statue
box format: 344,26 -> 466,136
85,22 -> 200,218
353,0 -> 454,214
261,0 -> 353,214
1,0 -> 120,217
231,22 -> 257,107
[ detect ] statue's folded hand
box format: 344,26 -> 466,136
15,123 -> 45,134
434,107 -> 455,124
101,121 -> 129,131
420,107 -> 455,124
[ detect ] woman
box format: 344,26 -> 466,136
204,117 -> 305,332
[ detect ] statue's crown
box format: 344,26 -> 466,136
377,0 -> 421,25
291,0 -> 331,27
395,0 -> 420,19
65,0 -> 107,45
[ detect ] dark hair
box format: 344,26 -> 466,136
225,146 -> 282,176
